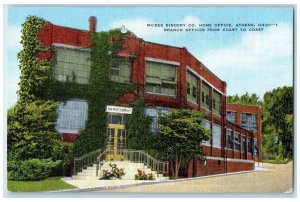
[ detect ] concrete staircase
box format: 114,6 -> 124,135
72,160 -> 169,181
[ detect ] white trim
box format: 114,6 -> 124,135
146,92 -> 176,98
145,57 -> 180,66
206,156 -> 254,163
187,99 -> 199,106
52,43 -> 90,52
187,66 -> 225,95
226,128 -> 233,132
58,129 -> 79,134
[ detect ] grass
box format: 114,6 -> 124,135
7,177 -> 76,192
263,158 -> 290,164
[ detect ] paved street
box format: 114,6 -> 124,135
93,162 -> 293,193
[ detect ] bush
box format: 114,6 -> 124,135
135,169 -> 155,180
263,155 -> 290,164
8,159 -> 62,181
100,163 -> 125,180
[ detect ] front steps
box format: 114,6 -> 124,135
72,160 -> 169,181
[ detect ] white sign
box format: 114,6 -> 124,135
106,105 -> 133,114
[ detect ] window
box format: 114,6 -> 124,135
109,57 -> 131,83
247,137 -> 253,154
227,111 -> 237,123
213,91 -> 222,115
253,138 -> 258,157
55,100 -> 88,133
53,46 -> 91,84
187,70 -> 199,103
212,124 -> 221,148
145,61 -> 177,96
234,132 -> 241,151
202,120 -> 211,145
201,82 -> 210,110
145,107 -> 170,134
241,136 -> 246,152
226,129 -> 233,149
241,113 -> 258,132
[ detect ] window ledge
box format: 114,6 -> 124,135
146,92 -> 176,98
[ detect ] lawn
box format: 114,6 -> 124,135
7,177 -> 76,192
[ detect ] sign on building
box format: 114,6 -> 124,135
106,105 -> 133,114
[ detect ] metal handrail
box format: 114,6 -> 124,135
73,148 -> 102,175
96,149 -> 168,176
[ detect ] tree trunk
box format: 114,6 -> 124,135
174,156 -> 181,178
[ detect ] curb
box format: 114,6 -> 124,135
50,169 -> 266,193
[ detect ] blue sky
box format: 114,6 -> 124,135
4,6 -> 294,108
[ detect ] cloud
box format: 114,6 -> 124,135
7,25 -> 22,51
197,22 -> 293,97
198,23 -> 293,72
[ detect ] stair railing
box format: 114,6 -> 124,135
104,149 -> 169,176
73,148 -> 102,175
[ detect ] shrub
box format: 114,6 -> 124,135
8,159 -> 62,181
135,169 -> 155,180
100,163 -> 125,180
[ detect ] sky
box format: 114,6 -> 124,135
4,6 -> 294,109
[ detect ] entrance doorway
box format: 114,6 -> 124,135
106,113 -> 127,160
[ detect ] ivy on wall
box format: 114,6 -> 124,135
8,16 -> 73,167
9,16 -> 151,165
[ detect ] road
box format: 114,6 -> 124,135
93,162 -> 293,193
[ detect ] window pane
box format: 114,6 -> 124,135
201,82 -> 210,110
56,100 -> 88,133
145,61 -> 177,96
53,47 -> 90,84
234,132 -> 241,151
241,113 -> 258,132
227,111 -> 237,123
213,91 -> 222,115
202,120 -> 211,145
109,57 -> 131,83
187,70 -> 198,103
213,124 -> 221,148
226,129 -> 233,149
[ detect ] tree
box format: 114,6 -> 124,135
227,92 -> 263,106
262,86 -> 293,159
155,109 -> 210,178
126,95 -> 153,150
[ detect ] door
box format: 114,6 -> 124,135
106,113 -> 127,160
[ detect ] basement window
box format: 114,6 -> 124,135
109,57 -> 132,83
145,61 -> 177,96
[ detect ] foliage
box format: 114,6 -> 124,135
73,29 -> 134,157
135,169 -> 155,180
155,109 -> 210,178
7,177 -> 76,192
8,159 -> 62,181
262,86 -> 293,159
263,157 -> 290,164
226,92 -> 263,106
126,95 -> 153,150
7,16 -> 74,181
100,163 -> 126,180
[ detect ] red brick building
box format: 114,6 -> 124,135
37,17 -> 262,177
